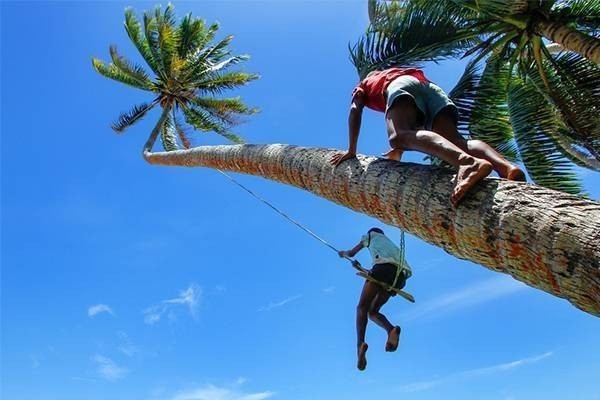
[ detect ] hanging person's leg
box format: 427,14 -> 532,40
356,280 -> 380,370
368,289 -> 401,352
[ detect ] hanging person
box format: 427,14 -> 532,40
338,227 -> 412,371
330,67 -> 525,206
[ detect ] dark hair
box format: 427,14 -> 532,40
368,227 -> 384,234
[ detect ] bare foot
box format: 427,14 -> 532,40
506,166 -> 526,182
382,148 -> 403,161
385,326 -> 401,352
357,342 -> 368,371
451,158 -> 493,207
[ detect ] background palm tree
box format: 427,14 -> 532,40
92,3 -> 259,152
353,0 -> 600,195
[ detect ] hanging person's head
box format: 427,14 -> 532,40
368,227 -> 384,235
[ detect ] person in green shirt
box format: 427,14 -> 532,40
338,227 -> 412,371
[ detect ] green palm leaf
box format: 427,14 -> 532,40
467,58 -> 518,161
155,3 -> 179,76
109,45 -> 153,88
508,76 -> 584,195
351,1 -> 476,78
111,101 -> 157,133
194,71 -> 259,94
92,58 -> 152,90
537,52 -> 600,159
183,105 -> 244,143
124,8 -> 162,76
160,113 -> 179,151
172,110 -> 192,149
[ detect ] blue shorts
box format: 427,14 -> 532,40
385,75 -> 457,130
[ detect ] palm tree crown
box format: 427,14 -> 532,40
352,0 -> 600,195
92,3 -> 259,151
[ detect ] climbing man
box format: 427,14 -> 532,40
330,67 -> 525,206
338,227 -> 411,371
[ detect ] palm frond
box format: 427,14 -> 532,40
124,8 -> 162,76
508,76 -> 585,195
182,105 -> 245,143
92,58 -> 153,90
468,58 -> 519,161
194,71 -> 259,94
182,35 -> 235,79
551,0 -> 600,34
350,1 -> 476,78
143,9 -> 166,79
155,3 -> 180,76
109,45 -> 153,88
111,101 -> 157,133
160,113 -> 179,151
192,97 -> 259,115
451,0 -> 532,16
172,110 -> 192,149
534,51 -> 600,158
177,14 -> 207,59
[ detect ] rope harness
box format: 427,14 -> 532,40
217,169 -> 415,303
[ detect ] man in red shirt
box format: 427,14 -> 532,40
330,68 -> 525,206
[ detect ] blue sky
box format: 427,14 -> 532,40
2,1 -> 599,400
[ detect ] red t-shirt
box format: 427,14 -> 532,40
352,68 -> 428,112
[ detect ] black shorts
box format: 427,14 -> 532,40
369,263 -> 407,295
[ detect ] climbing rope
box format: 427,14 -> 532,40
217,169 -> 415,303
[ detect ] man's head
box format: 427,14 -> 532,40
368,227 -> 384,235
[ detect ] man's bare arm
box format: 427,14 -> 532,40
330,93 -> 365,166
338,241 -> 364,258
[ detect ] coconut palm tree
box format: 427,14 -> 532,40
94,5 -> 600,318
92,4 -> 258,151
354,0 -> 600,195
143,144 -> 600,318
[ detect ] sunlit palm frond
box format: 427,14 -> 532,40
194,71 -> 259,94
124,8 -> 162,76
92,58 -> 153,91
109,45 -> 153,88
177,15 -> 206,60
155,3 -> 180,76
143,9 -> 166,79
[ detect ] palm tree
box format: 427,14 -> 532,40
354,0 -> 600,195
143,144 -> 600,318
95,5 -> 600,318
92,4 -> 258,152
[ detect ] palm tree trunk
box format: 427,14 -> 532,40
144,144 -> 600,317
534,20 -> 600,64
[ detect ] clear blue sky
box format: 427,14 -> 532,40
2,2 -> 599,400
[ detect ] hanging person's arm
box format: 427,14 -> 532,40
338,241 -> 364,259
330,89 -> 365,166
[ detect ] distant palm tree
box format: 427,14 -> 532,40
92,4 -> 258,152
353,0 -> 600,195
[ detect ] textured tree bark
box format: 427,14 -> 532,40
144,144 -> 600,317
534,20 -> 600,64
